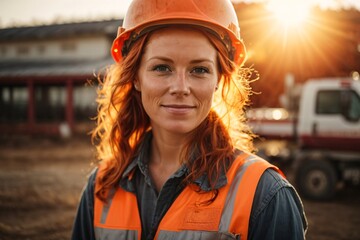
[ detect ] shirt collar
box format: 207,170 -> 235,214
120,131 -> 229,191
121,131 -> 152,180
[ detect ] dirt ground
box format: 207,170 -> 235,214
0,136 -> 359,240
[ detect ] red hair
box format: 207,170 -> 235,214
92,29 -> 255,202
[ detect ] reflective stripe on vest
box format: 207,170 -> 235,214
94,153 -> 282,240
94,179 -> 142,240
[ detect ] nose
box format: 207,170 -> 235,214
169,71 -> 190,96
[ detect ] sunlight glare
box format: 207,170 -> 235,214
266,0 -> 310,28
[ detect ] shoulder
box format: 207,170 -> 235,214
251,168 -> 292,218
71,167 -> 99,240
249,168 -> 308,239
231,154 -> 294,221
88,167 -> 98,188
81,168 -> 98,205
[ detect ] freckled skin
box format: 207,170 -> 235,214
137,28 -> 219,137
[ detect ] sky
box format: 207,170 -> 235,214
0,0 -> 360,28
0,0 -> 133,27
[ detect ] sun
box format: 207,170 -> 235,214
266,0 -> 311,29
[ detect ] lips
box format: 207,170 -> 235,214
161,104 -> 196,114
161,104 -> 195,108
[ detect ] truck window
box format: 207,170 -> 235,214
348,91 -> 360,121
316,90 -> 360,121
316,90 -> 341,114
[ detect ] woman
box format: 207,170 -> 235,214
72,0 -> 307,239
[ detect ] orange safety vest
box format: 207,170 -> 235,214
94,153 -> 282,240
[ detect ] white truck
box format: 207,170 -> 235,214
248,77 -> 360,200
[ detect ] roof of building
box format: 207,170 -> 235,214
0,58 -> 114,79
0,19 -> 122,41
0,20 -> 121,82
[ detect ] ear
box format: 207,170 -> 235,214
134,80 -> 141,91
215,78 -> 221,91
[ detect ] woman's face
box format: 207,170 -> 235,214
137,28 -> 219,136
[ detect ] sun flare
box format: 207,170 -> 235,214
266,0 -> 311,28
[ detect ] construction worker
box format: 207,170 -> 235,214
72,0 -> 307,239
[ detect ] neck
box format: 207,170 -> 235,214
150,130 -> 188,167
149,130 -> 190,191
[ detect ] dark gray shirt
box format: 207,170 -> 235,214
72,134 -> 307,240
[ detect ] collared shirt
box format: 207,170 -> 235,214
72,133 -> 307,240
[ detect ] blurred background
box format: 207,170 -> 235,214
0,0 -> 359,239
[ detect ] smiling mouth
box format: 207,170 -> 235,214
161,104 -> 196,109
161,104 -> 196,113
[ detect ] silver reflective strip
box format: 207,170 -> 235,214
218,156 -> 260,232
157,230 -> 239,240
95,227 -> 138,240
100,188 -> 116,224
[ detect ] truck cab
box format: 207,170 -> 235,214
248,78 -> 360,200
294,78 -> 360,200
298,78 -> 360,151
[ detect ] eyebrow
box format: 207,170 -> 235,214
190,59 -> 215,65
147,56 -> 215,65
147,56 -> 173,63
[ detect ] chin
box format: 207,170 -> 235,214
162,123 -> 199,135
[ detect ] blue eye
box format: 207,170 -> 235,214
152,65 -> 171,72
191,67 -> 210,74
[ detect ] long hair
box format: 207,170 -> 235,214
92,28 -> 255,202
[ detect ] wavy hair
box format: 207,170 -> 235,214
92,28 -> 255,202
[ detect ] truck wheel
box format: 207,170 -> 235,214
295,160 -> 337,201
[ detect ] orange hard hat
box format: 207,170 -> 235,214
111,0 -> 247,66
